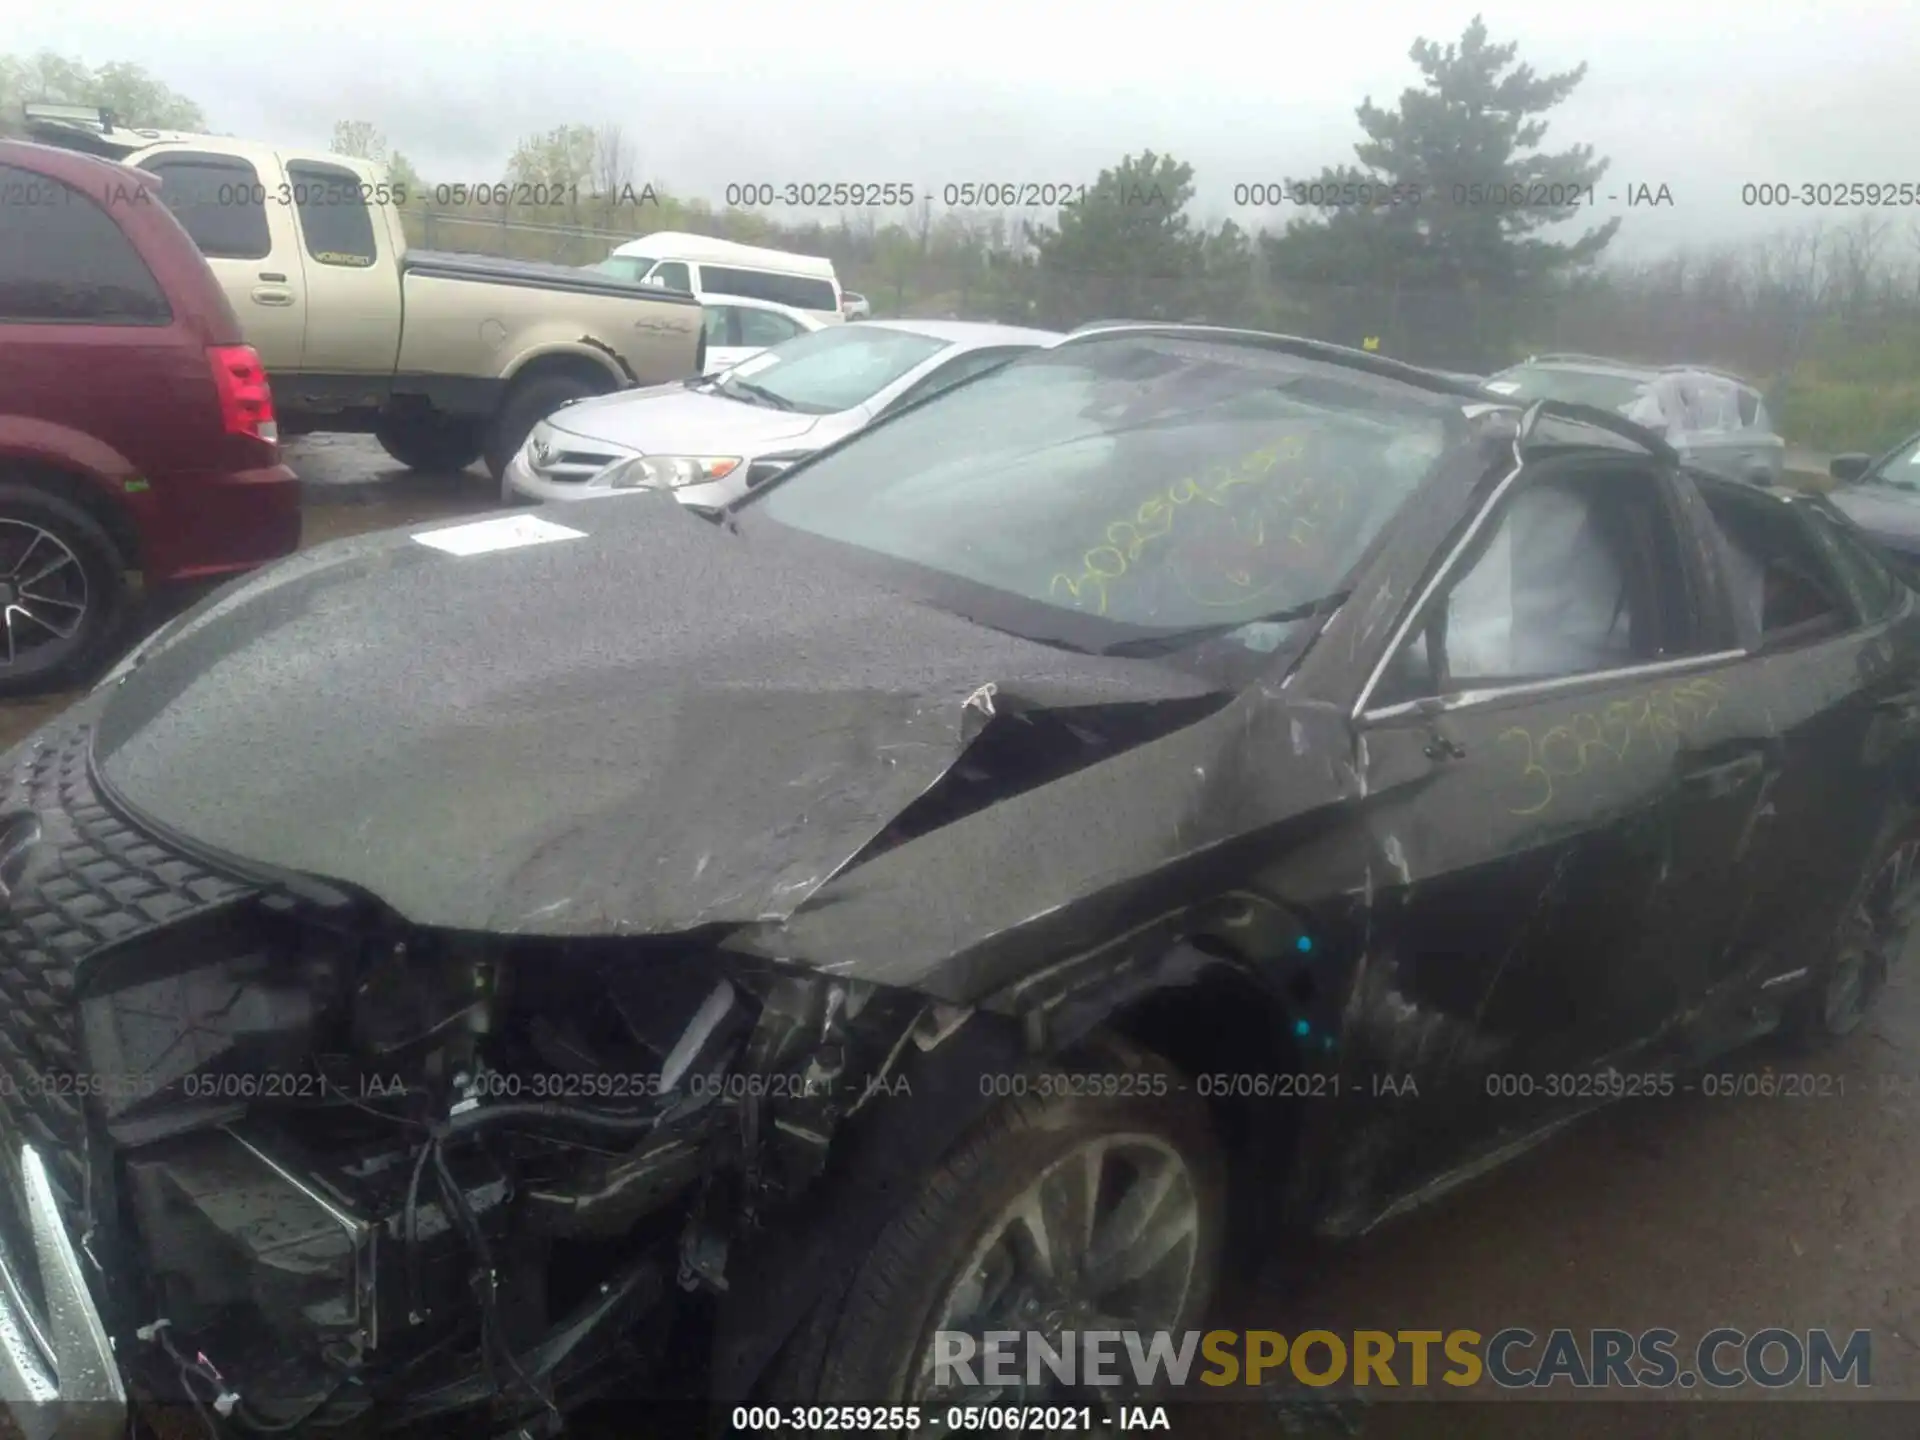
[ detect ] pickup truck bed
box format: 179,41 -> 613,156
23,115 -> 707,480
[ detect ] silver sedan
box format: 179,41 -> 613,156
502,319 -> 1061,510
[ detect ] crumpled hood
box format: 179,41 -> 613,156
91,493 -> 1215,935
548,384 -> 824,453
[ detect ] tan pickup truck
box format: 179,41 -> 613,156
24,106 -> 706,479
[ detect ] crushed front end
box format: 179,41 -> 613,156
0,715 -> 936,1439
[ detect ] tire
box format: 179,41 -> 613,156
763,1036 -> 1226,1419
372,411 -> 483,473
1785,815 -> 1920,1049
0,482 -> 128,697
483,374 -> 605,483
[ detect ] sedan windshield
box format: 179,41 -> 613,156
713,326 -> 949,415
1863,434 -> 1920,490
748,334 -> 1457,650
1485,365 -> 1648,412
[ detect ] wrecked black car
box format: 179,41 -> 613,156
5,326 -> 1920,1439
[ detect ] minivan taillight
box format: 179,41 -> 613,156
208,344 -> 279,444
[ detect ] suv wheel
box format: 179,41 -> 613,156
372,411 -> 483,473
484,375 -> 603,483
0,483 -> 128,696
767,1039 -> 1225,1421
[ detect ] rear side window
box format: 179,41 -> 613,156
139,153 -> 272,260
699,264 -> 838,313
1701,487 -> 1854,648
284,161 -> 378,268
0,163 -> 171,325
1805,506 -> 1900,621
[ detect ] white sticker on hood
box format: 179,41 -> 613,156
411,514 -> 587,556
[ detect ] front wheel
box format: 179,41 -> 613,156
484,375 -> 604,483
0,483 -> 128,697
767,1040 -> 1225,1424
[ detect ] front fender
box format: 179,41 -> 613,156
709,1013 -> 1025,1404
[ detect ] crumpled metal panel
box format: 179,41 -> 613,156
92,492 -> 1216,935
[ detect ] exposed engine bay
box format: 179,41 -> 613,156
82,898 -> 947,1436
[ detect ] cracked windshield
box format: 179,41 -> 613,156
0,4 -> 1915,1440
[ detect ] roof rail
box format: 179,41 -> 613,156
1057,323 -> 1488,399
22,102 -> 117,133
1527,352 -> 1643,367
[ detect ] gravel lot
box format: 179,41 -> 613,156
1,435 -> 1913,1439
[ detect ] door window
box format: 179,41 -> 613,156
283,160 -> 378,267
1374,462 -> 1702,707
0,163 -> 171,324
649,261 -> 692,291
736,306 -> 801,348
139,153 -> 272,261
702,306 -> 734,348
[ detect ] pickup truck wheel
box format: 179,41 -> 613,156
0,484 -> 127,696
764,1039 -> 1225,1422
373,412 -> 483,473
484,375 -> 604,483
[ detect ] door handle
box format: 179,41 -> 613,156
258,271 -> 287,282
1679,751 -> 1765,798
250,286 -> 294,306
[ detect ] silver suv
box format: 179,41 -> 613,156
1485,354 -> 1785,484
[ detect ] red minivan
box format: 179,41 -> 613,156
0,139 -> 300,695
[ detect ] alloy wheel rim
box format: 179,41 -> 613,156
909,1133 -> 1202,1420
0,522 -> 87,669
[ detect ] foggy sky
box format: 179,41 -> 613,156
14,0 -> 1920,258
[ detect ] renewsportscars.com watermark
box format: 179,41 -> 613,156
934,1327 -> 1872,1391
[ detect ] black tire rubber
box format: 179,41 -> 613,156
1784,812 -> 1920,1050
372,411 -> 483,472
762,1035 -> 1227,1413
0,482 -> 128,697
483,374 -> 605,483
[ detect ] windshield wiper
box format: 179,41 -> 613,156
723,379 -> 797,411
1099,592 -> 1351,658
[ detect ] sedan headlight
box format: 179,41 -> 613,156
605,455 -> 743,490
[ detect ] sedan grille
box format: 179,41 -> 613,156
531,440 -> 636,485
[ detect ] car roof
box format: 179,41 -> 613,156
612,231 -> 836,278
858,318 -> 1064,347
702,294 -> 822,320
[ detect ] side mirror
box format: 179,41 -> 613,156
1830,453 -> 1873,484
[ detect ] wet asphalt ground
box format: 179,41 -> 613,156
2,436 -> 1913,1440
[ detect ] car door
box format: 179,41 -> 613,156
134,148 -> 307,373
1688,483 -> 1920,1011
278,157 -> 402,382
1352,441 -> 1765,1194
702,304 -> 746,373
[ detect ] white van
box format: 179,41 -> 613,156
593,232 -> 844,324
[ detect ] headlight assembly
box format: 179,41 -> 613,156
604,455 -> 742,490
